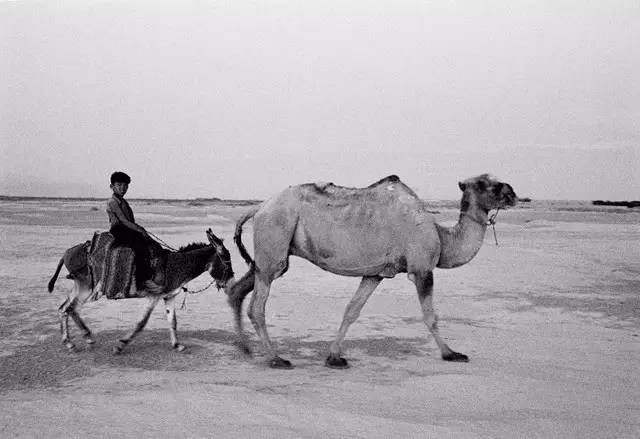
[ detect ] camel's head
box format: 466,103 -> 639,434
458,174 -> 517,211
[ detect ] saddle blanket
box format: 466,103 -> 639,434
88,232 -> 140,300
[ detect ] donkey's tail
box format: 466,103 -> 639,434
234,205 -> 260,267
48,257 -> 65,293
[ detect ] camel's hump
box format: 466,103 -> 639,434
367,174 -> 401,188
306,175 -> 420,202
312,175 -> 402,192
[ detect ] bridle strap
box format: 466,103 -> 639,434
461,208 -> 501,245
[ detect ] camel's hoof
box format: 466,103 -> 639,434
173,344 -> 186,352
269,357 -> 294,369
85,337 -> 96,345
442,351 -> 469,362
325,355 -> 350,369
64,342 -> 76,351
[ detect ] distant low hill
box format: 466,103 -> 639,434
592,200 -> 640,208
0,195 -> 262,206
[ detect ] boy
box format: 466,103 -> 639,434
106,171 -> 163,293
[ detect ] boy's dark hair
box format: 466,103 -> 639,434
110,171 -> 131,184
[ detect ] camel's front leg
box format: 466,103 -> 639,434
164,293 -> 185,352
412,271 -> 468,362
326,276 -> 382,369
114,296 -> 160,355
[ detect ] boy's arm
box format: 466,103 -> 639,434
109,200 -> 148,236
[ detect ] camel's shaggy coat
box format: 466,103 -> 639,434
229,174 -> 517,368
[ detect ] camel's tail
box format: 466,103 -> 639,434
234,205 -> 260,267
48,257 -> 65,293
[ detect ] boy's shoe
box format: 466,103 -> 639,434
144,279 -> 164,295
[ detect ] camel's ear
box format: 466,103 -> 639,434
458,182 -> 466,192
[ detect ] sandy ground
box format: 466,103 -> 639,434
0,198 -> 638,438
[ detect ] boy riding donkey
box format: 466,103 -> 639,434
105,171 -> 165,295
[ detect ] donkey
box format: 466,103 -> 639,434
48,229 -> 235,354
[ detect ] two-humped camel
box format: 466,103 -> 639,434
228,174 -> 517,369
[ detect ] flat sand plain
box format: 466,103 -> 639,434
0,198 -> 638,438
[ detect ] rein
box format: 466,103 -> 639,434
461,208 -> 501,246
147,231 -> 177,251
180,278 -> 217,310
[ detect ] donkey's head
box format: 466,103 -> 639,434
205,228 -> 235,290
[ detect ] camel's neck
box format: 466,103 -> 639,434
435,193 -> 488,269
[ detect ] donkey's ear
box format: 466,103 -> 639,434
206,228 -> 223,246
458,182 -> 466,192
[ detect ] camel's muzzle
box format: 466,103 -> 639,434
502,183 -> 517,207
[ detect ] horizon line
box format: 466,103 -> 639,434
2,194 -> 635,203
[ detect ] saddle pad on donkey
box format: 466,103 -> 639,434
88,232 -> 139,300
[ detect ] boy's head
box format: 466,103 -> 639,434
110,171 -> 131,197
110,171 -> 131,185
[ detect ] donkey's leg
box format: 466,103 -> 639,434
248,274 -> 292,369
69,310 -> 94,345
163,293 -> 185,352
59,280 -> 84,351
326,276 -> 382,369
59,297 -> 75,351
413,271 -> 468,362
114,296 -> 161,355
68,285 -> 95,345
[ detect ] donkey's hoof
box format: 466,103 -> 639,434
113,345 -> 124,355
173,344 -> 186,352
325,355 -> 350,369
269,357 -> 294,369
85,337 -> 96,345
442,351 -> 469,362
234,341 -> 252,356
64,342 -> 76,351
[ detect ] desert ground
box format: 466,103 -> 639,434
0,197 -> 638,438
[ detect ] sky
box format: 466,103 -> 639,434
1,0 -> 639,200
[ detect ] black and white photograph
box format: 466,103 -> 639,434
1,1 -> 638,437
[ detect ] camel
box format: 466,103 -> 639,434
48,229 -> 235,354
227,174 -> 517,369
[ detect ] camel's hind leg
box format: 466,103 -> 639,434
248,273 -> 292,369
113,296 -> 161,355
413,271 -> 468,362
326,276 -> 383,369
227,267 -> 255,355
163,293 -> 185,352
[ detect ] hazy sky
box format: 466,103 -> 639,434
1,1 -> 639,200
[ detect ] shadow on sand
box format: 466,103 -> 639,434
0,326 -> 432,392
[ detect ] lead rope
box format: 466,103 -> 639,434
180,278 -> 217,310
489,208 -> 500,246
